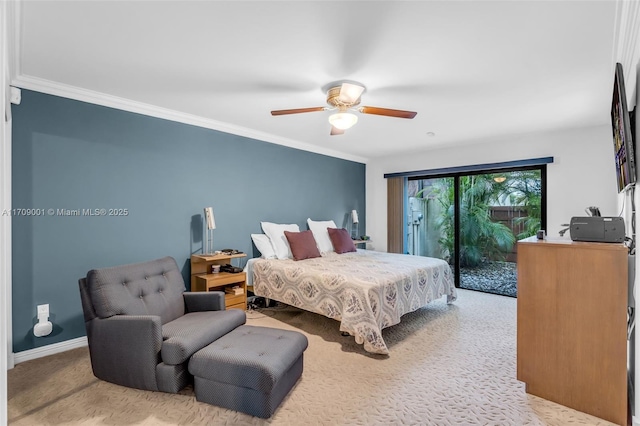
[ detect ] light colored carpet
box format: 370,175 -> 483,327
8,289 -> 616,425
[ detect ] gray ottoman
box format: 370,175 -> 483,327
188,325 -> 308,418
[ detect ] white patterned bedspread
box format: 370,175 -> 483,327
251,250 -> 457,354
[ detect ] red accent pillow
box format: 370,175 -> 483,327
327,228 -> 357,254
284,230 -> 321,261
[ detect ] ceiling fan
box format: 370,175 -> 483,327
270,81 -> 417,135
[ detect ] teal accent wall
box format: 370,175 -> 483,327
11,90 -> 365,352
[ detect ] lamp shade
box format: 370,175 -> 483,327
351,209 -> 359,224
338,83 -> 365,103
328,112 -> 358,130
204,207 -> 216,230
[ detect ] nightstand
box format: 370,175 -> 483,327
352,239 -> 371,248
190,253 -> 247,310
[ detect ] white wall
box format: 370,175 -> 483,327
366,124 -> 618,252
0,0 -> 9,423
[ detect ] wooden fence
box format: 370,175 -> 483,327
489,206 -> 529,262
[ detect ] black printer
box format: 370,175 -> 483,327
569,216 -> 625,243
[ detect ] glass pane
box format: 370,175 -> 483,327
406,177 -> 456,282
458,170 -> 541,297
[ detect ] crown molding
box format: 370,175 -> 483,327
10,75 -> 368,164
7,0 -> 366,164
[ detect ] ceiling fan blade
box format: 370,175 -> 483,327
339,82 -> 365,104
360,106 -> 417,119
330,126 -> 345,136
271,107 -> 326,116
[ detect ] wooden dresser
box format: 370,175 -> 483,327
517,237 -> 628,425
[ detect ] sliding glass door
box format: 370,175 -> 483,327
406,177 -> 455,262
457,170 -> 542,296
406,167 -> 545,297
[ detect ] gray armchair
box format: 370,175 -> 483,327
78,256 -> 246,393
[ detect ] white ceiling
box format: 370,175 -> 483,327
11,1 -> 620,162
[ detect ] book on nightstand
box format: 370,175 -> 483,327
225,286 -> 244,295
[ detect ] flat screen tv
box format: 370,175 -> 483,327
611,62 -> 637,193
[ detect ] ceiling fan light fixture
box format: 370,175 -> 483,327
338,82 -> 365,104
328,112 -> 358,130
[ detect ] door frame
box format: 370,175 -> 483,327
408,164 -> 547,289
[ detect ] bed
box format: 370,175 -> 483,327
248,249 -> 457,355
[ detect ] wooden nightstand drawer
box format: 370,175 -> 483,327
196,272 -> 245,290
224,293 -> 244,307
226,302 -> 246,310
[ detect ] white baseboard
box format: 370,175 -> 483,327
12,336 -> 88,365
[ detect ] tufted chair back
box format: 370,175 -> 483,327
79,256 -> 247,394
86,256 -> 185,324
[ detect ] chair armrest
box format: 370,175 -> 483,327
88,315 -> 162,391
184,291 -> 226,312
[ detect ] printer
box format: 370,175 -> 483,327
569,216 -> 626,243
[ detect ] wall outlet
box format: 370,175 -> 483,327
37,304 -> 49,317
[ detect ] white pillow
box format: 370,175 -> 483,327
260,222 -> 300,259
307,218 -> 338,253
251,234 -> 277,259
